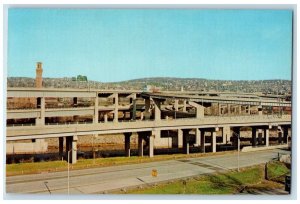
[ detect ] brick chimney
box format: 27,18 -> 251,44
35,62 -> 43,88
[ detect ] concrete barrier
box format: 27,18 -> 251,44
241,144 -> 288,152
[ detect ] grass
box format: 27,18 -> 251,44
267,161 -> 290,183
6,151 -> 234,176
123,162 -> 290,194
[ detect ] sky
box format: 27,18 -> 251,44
7,9 -> 293,82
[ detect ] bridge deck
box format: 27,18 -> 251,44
7,115 -> 291,140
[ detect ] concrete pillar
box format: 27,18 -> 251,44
153,99 -> 161,121
258,105 -> 263,116
131,99 -> 136,120
183,100 -> 187,112
264,128 -> 269,147
59,137 -> 64,157
114,93 -> 119,123
211,130 -> 216,153
66,136 -> 71,154
227,104 -> 231,115
200,130 -> 205,153
124,133 -> 131,157
73,97 -> 78,107
177,129 -> 183,148
183,130 -> 190,154
174,99 -> 179,111
222,126 -> 231,144
66,136 -> 77,164
195,128 -> 201,147
218,103 -> 221,116
145,98 -> 151,120
278,132 -> 283,144
252,127 -> 257,146
104,113 -> 108,123
140,112 -> 144,120
257,129 -> 263,145
149,135 -> 154,157
130,94 -> 137,120
94,96 -> 99,123
283,126 -> 289,144
71,136 -> 78,164
36,97 -> 45,126
248,105 -> 251,114
238,105 -> 242,115
138,134 -> 144,157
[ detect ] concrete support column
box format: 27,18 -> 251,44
153,99 -> 161,121
174,99 -> 179,111
264,128 -> 269,147
145,98 -> 151,120
123,112 -> 127,120
114,93 -> 119,123
59,137 -> 64,157
211,130 -> 217,153
66,136 -> 77,164
258,105 -> 263,116
195,128 -> 201,147
124,133 -> 132,157
71,136 -> 78,164
177,129 -> 183,148
283,126 -> 289,144
130,94 -> 137,120
131,99 -> 136,120
183,130 -> 190,154
36,97 -> 45,126
252,127 -> 257,146
104,113 -> 108,123
73,97 -> 78,107
200,130 -> 205,153
183,100 -> 187,112
278,131 -> 283,144
140,112 -> 144,120
94,96 -> 99,123
227,104 -> 231,115
248,105 -> 251,114
218,103 -> 221,116
149,135 -> 154,157
222,126 -> 231,144
138,134 -> 144,157
66,136 -> 71,155
257,129 -> 263,145
238,105 -> 242,115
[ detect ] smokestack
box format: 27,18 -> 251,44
35,62 -> 43,88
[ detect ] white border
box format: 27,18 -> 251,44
1,1 -> 298,203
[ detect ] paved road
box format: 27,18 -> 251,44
6,148 -> 290,195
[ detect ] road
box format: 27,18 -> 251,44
6,148 -> 290,195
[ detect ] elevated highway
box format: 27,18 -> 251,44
6,88 -> 292,164
7,115 -> 291,141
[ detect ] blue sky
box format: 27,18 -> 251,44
8,9 -> 293,82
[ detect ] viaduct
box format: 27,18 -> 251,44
6,88 -> 292,164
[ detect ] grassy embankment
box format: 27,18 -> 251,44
6,151 -> 233,176
122,161 -> 290,194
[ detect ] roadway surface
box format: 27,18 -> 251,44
6,148 -> 290,195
